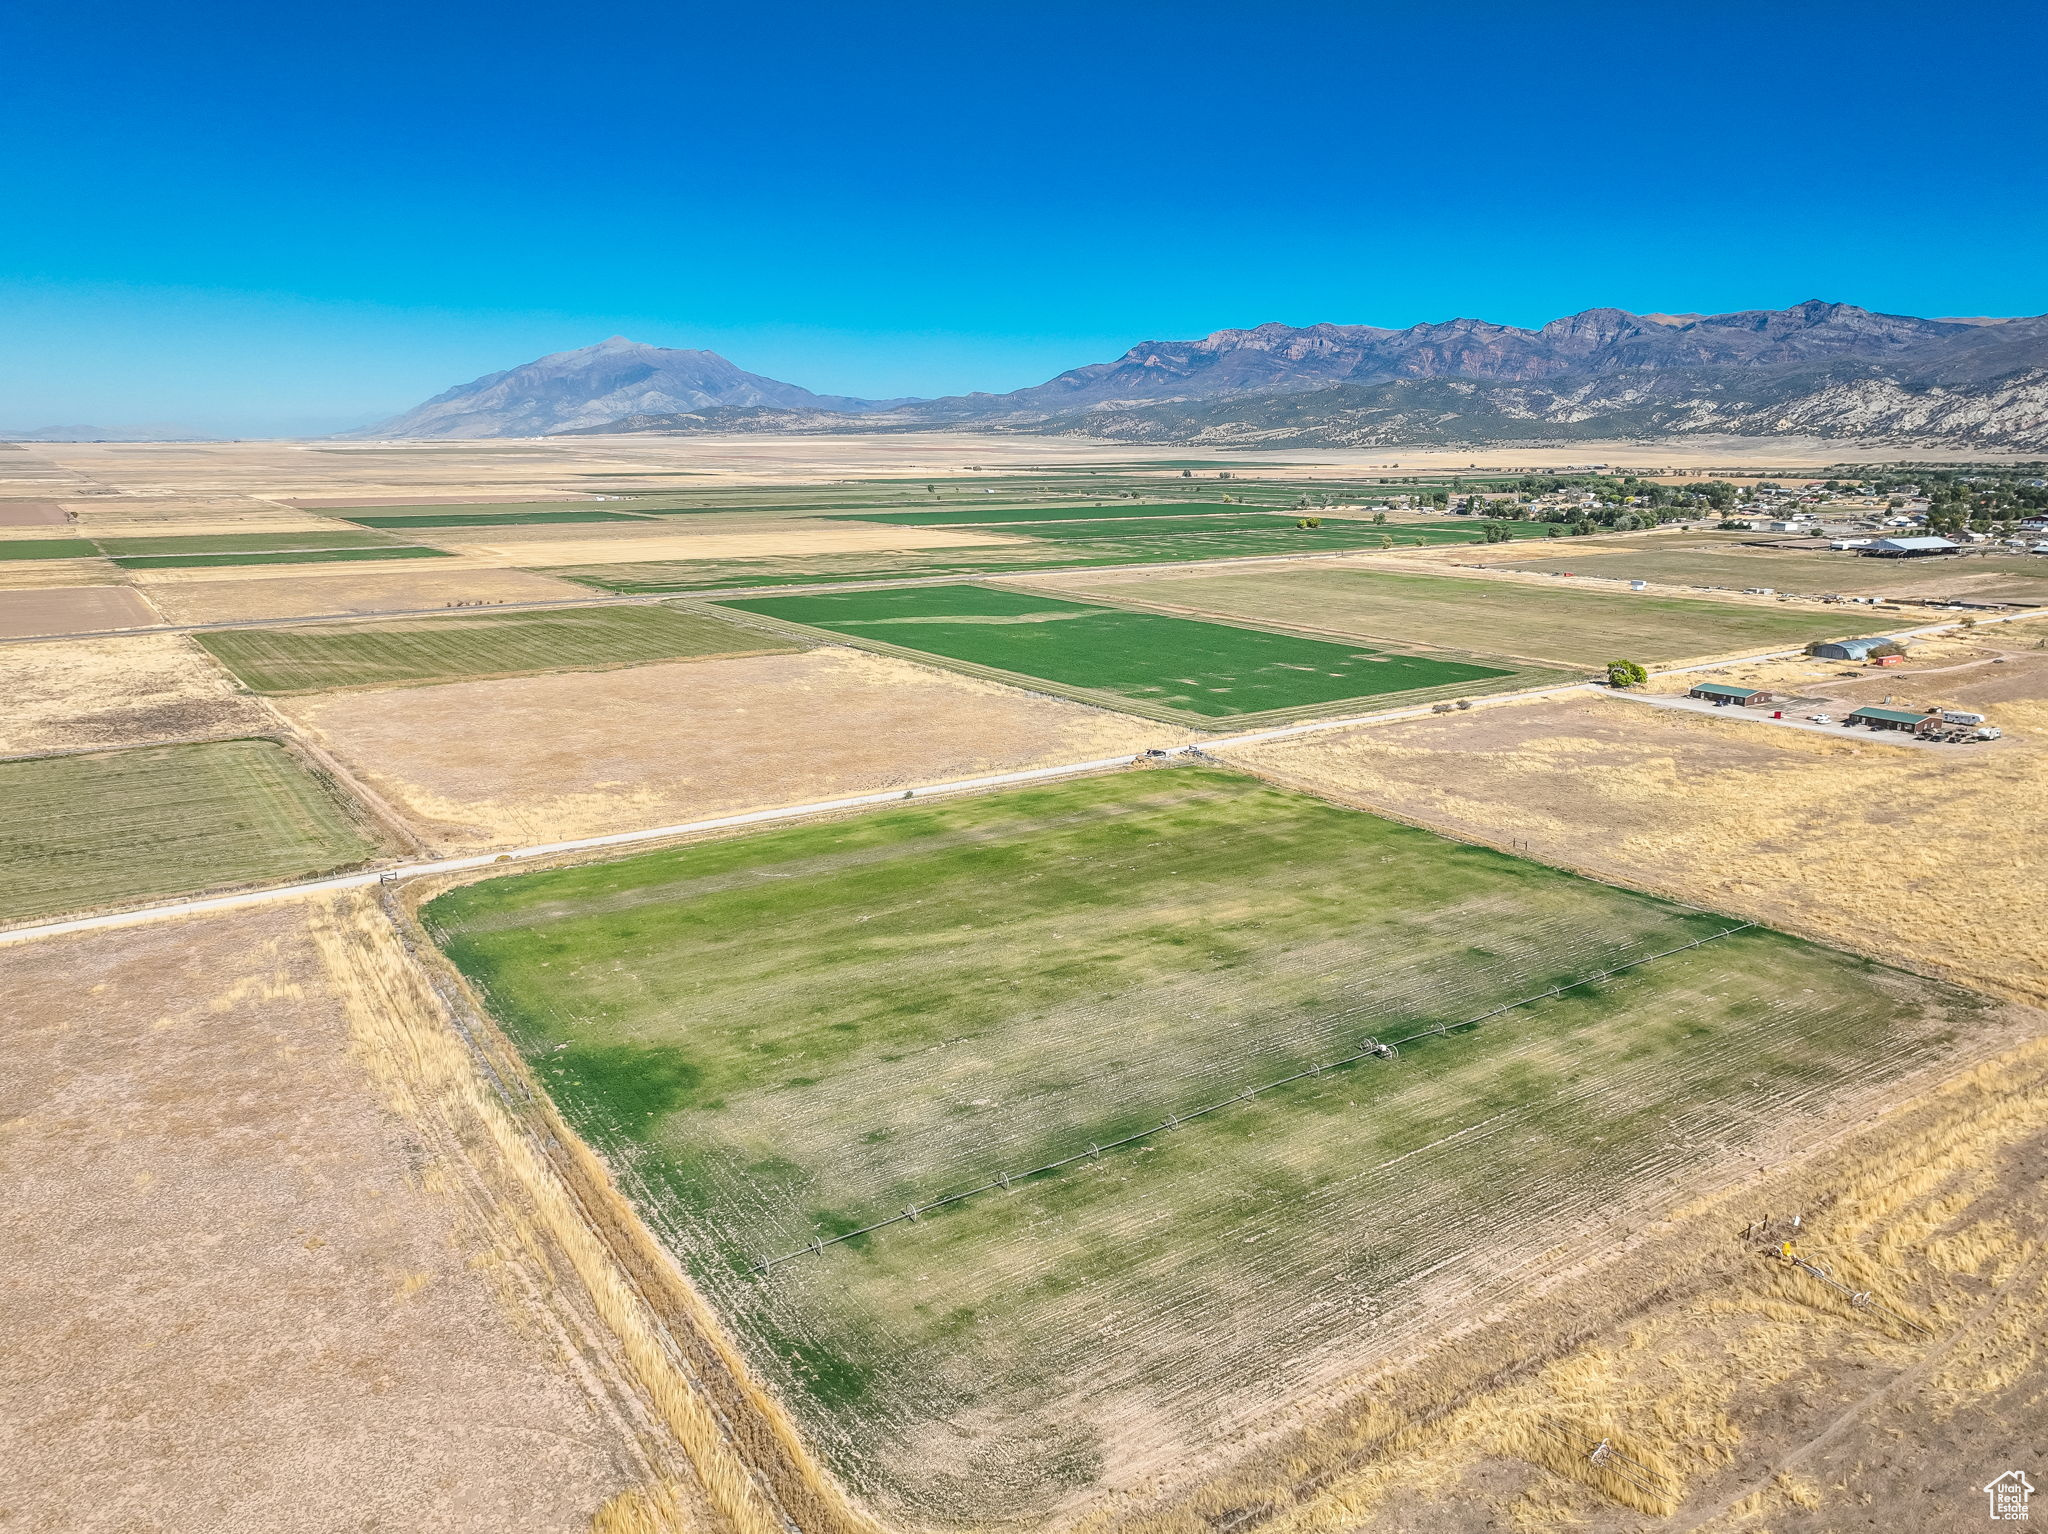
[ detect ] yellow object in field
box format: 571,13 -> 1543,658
1778,1240 -> 1798,1261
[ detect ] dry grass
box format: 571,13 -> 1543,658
135,564 -> 596,622
1227,643 -> 2048,1004
276,646 -> 1188,850
446,519 -> 1019,566
0,633 -> 267,753
0,899 -> 636,1530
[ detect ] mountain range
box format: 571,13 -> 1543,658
364,303 -> 2048,449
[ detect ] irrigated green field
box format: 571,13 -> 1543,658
425,766 -> 1999,1524
719,584 -> 1536,723
829,501 -> 1266,526
195,603 -> 798,692
0,539 -> 100,560
0,738 -> 382,922
1048,564 -> 1877,668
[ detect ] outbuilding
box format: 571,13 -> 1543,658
1860,536 -> 1959,558
1809,636 -> 1900,661
1845,706 -> 1932,732
1688,682 -> 1774,706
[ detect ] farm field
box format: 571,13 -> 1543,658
422,765 -> 2010,1525
0,538 -> 100,559
110,544 -> 455,569
0,897 -> 641,1532
1041,563 -> 1875,668
195,603 -> 795,692
829,501 -> 1272,526
340,509 -> 651,527
1495,544 -> 2048,602
720,584 -> 1536,724
96,529 -> 405,555
0,738 -> 383,923
135,566 -> 594,624
0,634 -> 268,754
278,647 -> 1186,850
0,585 -> 157,636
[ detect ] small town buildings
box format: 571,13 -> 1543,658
1688,682 -> 1774,706
1809,636 -> 1900,661
1861,536 -> 1959,557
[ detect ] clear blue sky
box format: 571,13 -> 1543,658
6,0 -> 2045,433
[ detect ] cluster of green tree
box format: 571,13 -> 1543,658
1914,469 -> 2048,538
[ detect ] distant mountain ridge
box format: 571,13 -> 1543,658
350,337 -> 914,439
368,304 -> 2048,449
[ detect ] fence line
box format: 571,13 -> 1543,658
745,921 -> 1757,1275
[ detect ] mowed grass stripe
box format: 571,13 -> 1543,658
195,603 -> 800,692
426,765 -> 1998,1521
0,738 -> 381,922
719,583 -> 1512,721
111,545 -> 457,569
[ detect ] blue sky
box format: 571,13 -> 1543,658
6,0 -> 2045,434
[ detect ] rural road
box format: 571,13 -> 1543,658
0,609 -> 2035,949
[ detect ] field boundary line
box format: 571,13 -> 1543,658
744,921 -> 1757,1276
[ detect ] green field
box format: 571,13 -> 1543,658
426,766 -> 1995,1522
719,584 -> 1530,723
0,539 -> 99,560
110,545 -> 456,570
548,519 -> 1527,596
195,603 -> 799,692
341,509 -> 651,528
0,738 -> 383,923
1052,565 -> 1879,668
829,501 -> 1259,526
95,530 -> 404,556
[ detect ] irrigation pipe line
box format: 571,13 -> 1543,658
0,606 -> 2027,949
742,921 -> 1756,1276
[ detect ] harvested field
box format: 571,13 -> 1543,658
832,501 -> 1253,525
0,558 -> 121,589
0,634 -> 267,753
110,544 -> 454,569
0,584 -> 157,636
134,565 -> 593,624
343,509 -> 650,527
721,584 -> 1535,725
0,499 -> 68,526
0,738 -> 384,923
423,765 -> 2012,1526
1040,563 -> 1878,668
97,529 -> 406,556
198,603 -> 798,692
1230,632 -> 2048,1002
0,899 -> 639,1531
1496,543 -> 2048,601
277,647 -> 1186,850
441,520 -> 1016,566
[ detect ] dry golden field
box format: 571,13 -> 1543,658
0,584 -> 158,634
0,633 -> 268,753
277,646 -> 1189,850
135,564 -> 596,623
0,899 -> 643,1531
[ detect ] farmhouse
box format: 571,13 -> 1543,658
1688,682 -> 1774,706
1860,536 -> 1959,558
1810,636 -> 1901,661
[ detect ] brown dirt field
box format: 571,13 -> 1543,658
0,499 -> 69,526
283,493 -> 601,508
1228,638 -> 2048,1005
0,634 -> 268,754
0,584 -> 159,636
0,899 -> 641,1531
276,647 -> 1189,850
136,566 -> 596,623
435,518 -> 1020,566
